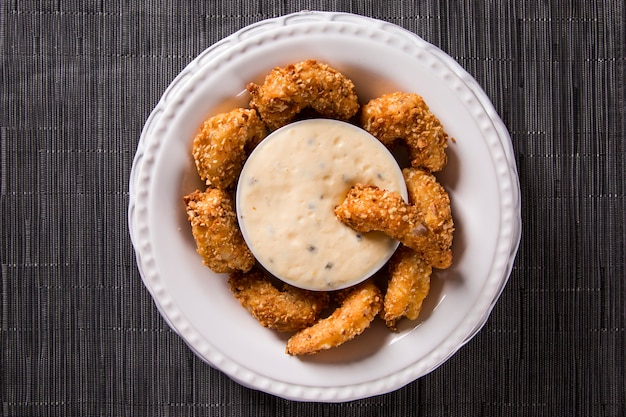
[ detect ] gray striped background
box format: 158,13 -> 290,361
2,1 -> 624,416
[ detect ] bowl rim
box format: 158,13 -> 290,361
235,118 -> 409,291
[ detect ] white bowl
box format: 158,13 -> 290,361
129,11 -> 521,402
236,119 -> 408,291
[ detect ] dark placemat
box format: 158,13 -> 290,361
1,1 -> 624,416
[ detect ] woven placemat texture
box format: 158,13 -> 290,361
1,1 -> 624,416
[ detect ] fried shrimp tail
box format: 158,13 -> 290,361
247,60 -> 360,130
229,268 -> 330,332
286,280 -> 382,355
361,92 -> 450,172
184,188 -> 255,273
192,108 -> 267,190
382,246 -> 432,330
334,184 -> 452,269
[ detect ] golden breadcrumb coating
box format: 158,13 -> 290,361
228,268 -> 330,332
382,246 -> 432,330
247,59 -> 360,130
403,168 -> 454,256
183,188 -> 255,273
183,62 -> 457,355
192,108 -> 267,190
286,280 -> 382,355
361,92 -> 449,172
334,184 -> 452,269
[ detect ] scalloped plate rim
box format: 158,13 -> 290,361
128,11 -> 521,402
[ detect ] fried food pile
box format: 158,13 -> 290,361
183,60 -> 455,355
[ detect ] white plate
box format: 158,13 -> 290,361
129,11 -> 521,402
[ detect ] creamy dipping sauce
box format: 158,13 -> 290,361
236,119 -> 407,291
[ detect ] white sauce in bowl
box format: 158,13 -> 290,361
236,119 -> 407,291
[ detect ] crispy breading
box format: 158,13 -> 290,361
286,280 -> 382,355
403,168 -> 454,255
361,92 -> 449,172
192,108 -> 267,190
382,246 -> 432,330
247,59 -> 360,130
229,268 -> 330,332
183,188 -> 255,273
334,184 -> 452,269
185,66 -> 457,354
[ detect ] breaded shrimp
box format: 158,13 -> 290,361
183,188 -> 255,273
334,184 -> 452,269
403,168 -> 454,254
361,92 -> 449,172
229,268 -> 330,332
286,280 -> 382,355
247,60 -> 360,130
382,246 -> 432,330
192,108 -> 267,190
